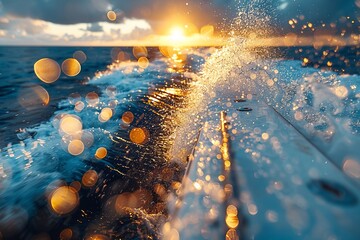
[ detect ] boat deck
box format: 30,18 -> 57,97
166,94 -> 360,239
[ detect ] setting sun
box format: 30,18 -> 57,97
170,27 -> 185,40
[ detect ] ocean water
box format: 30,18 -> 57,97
0,44 -> 359,239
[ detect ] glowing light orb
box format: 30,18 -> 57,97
294,111 -> 304,121
226,205 -> 238,216
34,58 -> 61,83
115,192 -> 137,215
170,27 -> 185,40
82,170 -> 98,188
59,115 -> 82,135
98,107 -> 113,122
60,228 -> 73,240
86,92 -> 99,107
159,46 -> 171,58
50,186 -> 79,215
108,100 -> 118,109
67,139 -> 85,156
133,46 -> 148,59
73,50 -> 87,64
117,51 -> 130,62
18,85 -> 50,109
226,229 -> 238,240
81,130 -> 94,148
85,234 -> 110,240
200,25 -> 214,36
61,58 -> 81,77
68,92 -> 81,105
226,215 -> 239,229
129,127 -> 149,144
122,111 -> 134,124
114,189 -> 151,215
74,101 -> 85,112
111,48 -> 130,62
261,133 -> 269,140
95,147 -> 107,159
343,159 -> 360,178
284,33 -> 298,46
138,57 -> 149,69
107,11 -> 117,21
106,86 -> 117,98
334,85 -> 348,99
70,181 -> 81,192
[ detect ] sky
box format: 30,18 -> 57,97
0,0 -> 358,45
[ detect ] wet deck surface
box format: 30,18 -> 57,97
167,93 -> 360,240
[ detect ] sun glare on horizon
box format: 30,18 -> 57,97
169,26 -> 185,41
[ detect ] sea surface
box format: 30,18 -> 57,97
0,45 -> 359,239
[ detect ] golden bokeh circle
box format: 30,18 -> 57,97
60,228 -> 73,240
34,58 -> 61,83
95,147 -> 107,159
62,58 -> 81,77
107,11 -> 117,21
122,111 -> 134,124
59,115 -> 82,135
73,50 -> 87,64
67,139 -> 85,156
133,46 -> 148,59
82,170 -> 98,188
129,127 -> 149,144
138,57 -> 149,69
18,85 -> 50,109
50,186 -> 79,215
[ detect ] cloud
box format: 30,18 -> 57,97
1,0 -> 111,24
0,0 -> 358,43
85,22 -> 103,32
0,15 -> 152,45
0,0 -> 235,30
0,16 -> 48,36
